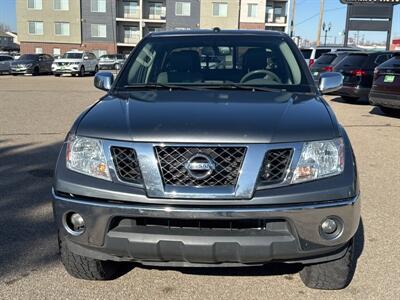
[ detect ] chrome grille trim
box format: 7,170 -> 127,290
102,141 -> 304,199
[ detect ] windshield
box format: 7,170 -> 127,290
18,54 -> 38,61
116,35 -> 312,92
62,53 -> 83,59
301,49 -> 312,59
315,54 -> 336,65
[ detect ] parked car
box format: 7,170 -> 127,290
53,30 -> 361,290
301,47 -> 359,68
369,53 -> 400,116
10,54 -> 54,76
0,55 -> 14,74
98,54 -> 125,70
310,51 -> 351,84
52,51 -> 98,77
333,51 -> 395,102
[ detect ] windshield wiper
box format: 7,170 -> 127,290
122,83 -> 207,91
202,83 -> 286,92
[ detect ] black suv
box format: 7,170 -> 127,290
333,51 -> 395,102
53,30 -> 360,290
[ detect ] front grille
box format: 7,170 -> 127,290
259,149 -> 293,185
155,146 -> 246,187
111,146 -> 142,184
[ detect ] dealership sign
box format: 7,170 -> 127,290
340,0 -> 399,4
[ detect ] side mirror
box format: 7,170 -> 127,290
319,72 -> 343,94
83,56 -> 89,60
94,72 -> 114,91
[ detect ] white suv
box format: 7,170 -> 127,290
52,51 -> 99,77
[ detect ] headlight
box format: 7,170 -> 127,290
66,135 -> 111,181
52,63 -> 57,68
292,138 -> 344,183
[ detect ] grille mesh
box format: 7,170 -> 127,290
259,149 -> 293,185
111,146 -> 142,184
155,146 -> 246,186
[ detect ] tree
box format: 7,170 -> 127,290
0,23 -> 11,32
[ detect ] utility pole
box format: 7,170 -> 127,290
290,0 -> 296,37
316,0 -> 324,46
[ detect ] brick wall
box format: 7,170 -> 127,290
20,41 -> 117,55
240,22 -> 265,30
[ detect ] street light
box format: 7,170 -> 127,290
322,22 -> 332,46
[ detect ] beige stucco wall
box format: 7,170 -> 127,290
240,0 -> 266,24
16,0 -> 81,44
200,0 -> 240,29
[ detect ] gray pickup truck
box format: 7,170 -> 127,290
53,30 -> 361,290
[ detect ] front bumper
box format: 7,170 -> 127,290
369,90 -> 400,109
99,63 -> 116,70
53,191 -> 360,265
334,85 -> 370,98
52,66 -> 80,74
10,67 -> 33,74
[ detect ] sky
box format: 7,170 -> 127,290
1,0 -> 399,43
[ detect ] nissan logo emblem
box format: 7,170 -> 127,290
185,154 -> 216,180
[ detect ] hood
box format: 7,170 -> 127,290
12,59 -> 36,65
54,58 -> 81,63
76,90 -> 338,144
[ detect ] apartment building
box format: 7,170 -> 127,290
16,0 -> 291,56
115,0 -> 168,54
166,1 -> 200,31
240,0 -> 290,32
81,0 -> 117,57
17,0 -> 82,55
200,0 -> 240,29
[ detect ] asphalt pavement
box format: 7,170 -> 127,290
0,75 -> 399,299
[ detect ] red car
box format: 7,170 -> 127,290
369,54 -> 400,116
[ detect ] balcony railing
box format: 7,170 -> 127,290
266,15 -> 287,24
148,6 -> 166,20
123,35 -> 141,44
117,2 -> 140,19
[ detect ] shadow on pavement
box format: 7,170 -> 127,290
369,106 -> 400,119
0,139 -> 63,281
329,96 -> 370,105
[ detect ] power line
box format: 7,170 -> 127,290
295,6 -> 346,27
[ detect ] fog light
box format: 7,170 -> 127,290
63,212 -> 85,236
70,213 -> 85,231
321,218 -> 338,234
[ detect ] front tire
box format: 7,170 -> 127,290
300,239 -> 356,290
79,66 -> 85,77
59,235 -> 132,280
92,65 -> 99,76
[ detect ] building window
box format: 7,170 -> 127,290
53,48 -> 61,56
175,2 -> 191,16
28,0 -> 42,10
54,0 -> 69,10
28,21 -> 44,35
123,26 -> 140,43
91,24 -> 107,38
247,3 -> 257,18
149,3 -> 165,19
91,0 -> 106,13
124,1 -> 139,18
55,22 -> 70,36
35,47 -> 43,54
212,2 -> 228,17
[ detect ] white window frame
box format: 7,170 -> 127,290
27,0 -> 42,10
212,2 -> 228,17
91,0 -> 106,13
91,24 -> 107,38
247,3 -> 257,18
53,0 -> 69,11
54,22 -> 70,36
35,47 -> 43,54
175,2 -> 191,17
53,48 -> 61,56
28,21 -> 44,35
